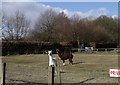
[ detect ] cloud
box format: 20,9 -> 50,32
96,8 -> 109,16
2,0 -> 119,2
59,8 -> 109,19
2,2 -> 53,26
2,0 -> 36,2
111,15 -> 117,19
1,2 -> 111,28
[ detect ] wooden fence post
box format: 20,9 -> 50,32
48,58 -> 61,85
52,67 -> 55,85
48,67 -> 55,85
0,58 -> 3,85
3,63 -> 6,85
105,49 -> 107,52
48,54 -> 61,85
57,58 -> 61,85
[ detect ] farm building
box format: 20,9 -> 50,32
89,42 -> 118,51
89,42 -> 118,48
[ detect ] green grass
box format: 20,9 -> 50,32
1,52 -> 119,83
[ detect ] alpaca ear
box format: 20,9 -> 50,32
45,51 -> 48,54
48,51 -> 50,54
56,49 -> 58,53
56,49 -> 59,52
48,50 -> 52,55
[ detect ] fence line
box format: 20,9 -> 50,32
72,48 -> 118,52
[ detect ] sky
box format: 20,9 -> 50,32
2,2 -> 118,17
2,0 -> 120,2
1,1 -> 118,28
40,2 -> 118,16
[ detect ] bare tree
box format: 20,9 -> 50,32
70,14 -> 80,41
0,11 -> 3,41
54,12 -> 72,42
2,11 -> 30,41
94,15 -> 118,42
32,9 -> 57,41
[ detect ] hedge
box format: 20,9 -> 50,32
1,41 -> 72,56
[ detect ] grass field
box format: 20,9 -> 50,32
2,52 -> 119,83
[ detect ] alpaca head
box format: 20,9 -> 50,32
56,49 -> 61,54
48,50 -> 52,56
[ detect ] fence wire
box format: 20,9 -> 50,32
2,52 -> 119,84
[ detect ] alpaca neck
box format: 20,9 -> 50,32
48,54 -> 52,60
58,53 -> 62,57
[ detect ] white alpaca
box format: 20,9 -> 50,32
48,51 -> 57,67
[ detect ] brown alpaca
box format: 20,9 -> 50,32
56,49 -> 73,65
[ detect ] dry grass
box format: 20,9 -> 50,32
2,52 -> 119,83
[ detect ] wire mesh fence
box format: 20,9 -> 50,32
1,52 -> 119,84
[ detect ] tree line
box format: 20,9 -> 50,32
2,9 -> 118,44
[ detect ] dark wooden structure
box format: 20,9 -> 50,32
89,42 -> 118,48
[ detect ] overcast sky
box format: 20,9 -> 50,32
2,0 -> 120,2
1,1 -> 118,28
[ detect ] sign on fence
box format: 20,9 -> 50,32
109,69 -> 120,77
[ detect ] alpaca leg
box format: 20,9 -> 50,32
63,63 -> 65,66
71,60 -> 73,64
63,60 -> 65,66
55,71 -> 57,74
69,59 -> 71,64
69,59 -> 73,65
